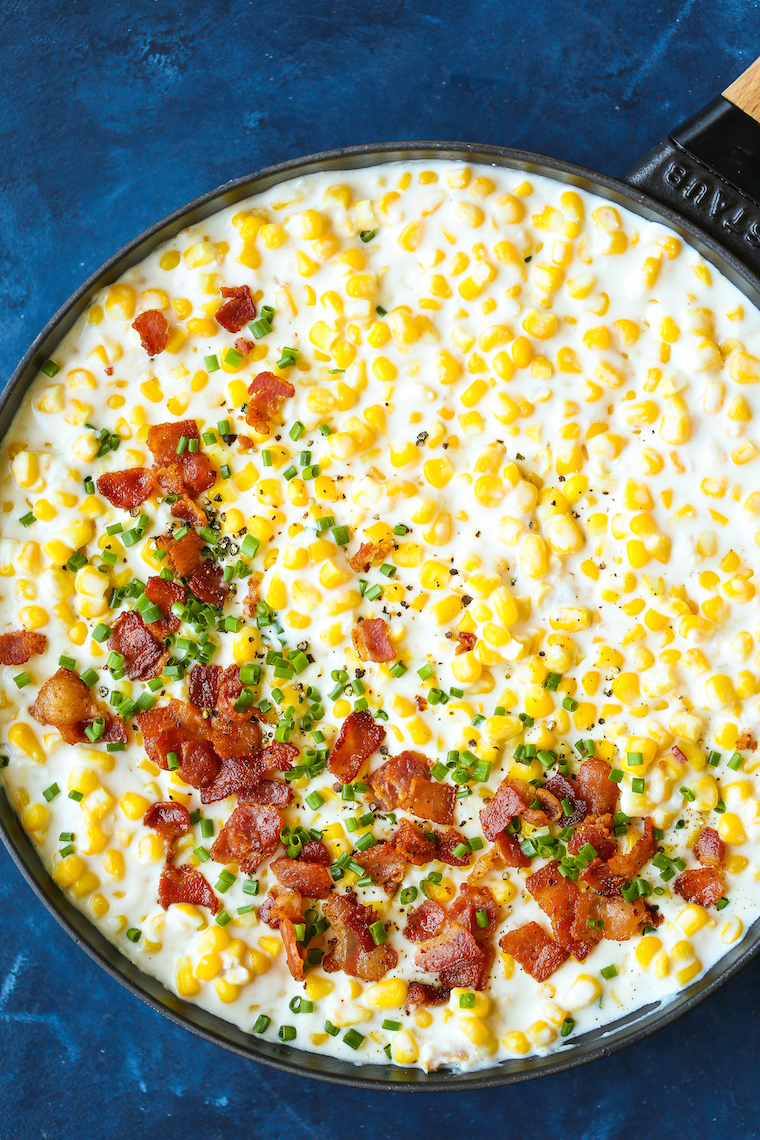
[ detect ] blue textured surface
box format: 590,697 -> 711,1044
2,1 -> 760,1136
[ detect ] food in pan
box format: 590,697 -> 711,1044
1,160 -> 759,1072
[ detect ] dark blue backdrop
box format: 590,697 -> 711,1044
2,2 -> 759,1137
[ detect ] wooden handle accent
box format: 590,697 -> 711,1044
723,56 -> 760,122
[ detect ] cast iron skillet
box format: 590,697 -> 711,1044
3,59 -> 760,1091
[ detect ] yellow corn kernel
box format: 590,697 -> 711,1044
366,979 -> 409,1009
22,802 -> 48,832
195,952 -> 222,981
102,849 -> 124,879
423,457 -> 454,488
459,1015 -> 491,1046
721,917 -> 744,944
52,854 -> 85,888
391,1029 -> 420,1064
119,791 -> 150,821
451,652 -> 482,684
729,351 -> 760,384
71,871 -> 100,899
636,935 -> 663,969
718,812 -> 746,845
519,534 -> 549,578
9,723 -> 44,763
502,1031 -> 530,1055
138,833 -> 164,863
175,956 -> 201,997
677,904 -> 709,936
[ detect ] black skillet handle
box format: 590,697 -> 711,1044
624,56 -> 760,276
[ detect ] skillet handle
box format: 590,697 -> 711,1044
624,54 -> 760,277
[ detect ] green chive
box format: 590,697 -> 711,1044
252,1014 -> 271,1033
601,964 -> 618,980
125,928 -> 142,943
43,783 -> 60,802
342,1028 -> 364,1050
13,672 -> 31,689
204,354 -> 220,372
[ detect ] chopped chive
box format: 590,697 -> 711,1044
43,783 -> 60,802
252,1014 -> 271,1033
544,671 -> 562,691
331,525 -> 349,545
215,911 -> 231,927
560,1016 -> 575,1038
125,928 -> 142,944
278,1025 -> 296,1041
601,965 -> 618,980
40,359 -> 61,377
19,511 -> 35,527
204,354 -> 220,372
359,229 -> 376,242
343,1028 -> 364,1050
728,751 -> 744,771
382,1019 -> 401,1032
324,1020 -> 339,1037
13,672 -> 31,688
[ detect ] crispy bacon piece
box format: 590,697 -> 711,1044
239,778 -> 292,806
467,846 -> 504,884
494,831 -> 531,868
354,842 -> 408,896
415,923 -> 489,990
579,858 -> 627,898
169,494 -> 208,526
96,468 -> 154,510
209,802 -> 282,872
147,420 -> 200,467
351,618 -> 396,663
434,827 -> 472,867
526,860 -> 594,960
323,893 -> 398,981
479,778 -> 529,841
215,285 -> 257,333
449,883 -> 499,941
544,772 -> 587,827
109,610 -> 168,681
210,716 -> 262,764
0,630 -> 46,666
260,885 -> 302,929
157,529 -> 205,578
188,664 -> 222,710
675,867 -> 725,907
349,538 -> 393,574
371,751 -> 455,825
455,630 -> 477,656
694,826 -> 725,868
567,814 -> 617,862
406,981 -> 450,1006
404,900 -> 446,942
178,739 -> 220,789
188,559 -> 230,608
234,342 -> 254,358
144,576 -> 187,637
200,753 -> 262,804
392,818 -> 437,865
260,741 -> 298,772
149,420 -> 216,500
577,757 -> 619,816
738,729 -> 757,751
242,575 -> 261,618
31,668 -> 97,741
144,801 -> 191,842
521,783 -> 563,827
271,856 -> 332,899
607,817 -> 656,879
301,840 -> 330,865
215,665 -> 252,720
158,856 -> 218,914
327,708 -> 385,784
132,309 -> 170,356
245,371 -> 295,434
500,922 -> 568,981
570,891 -> 654,943
671,744 -> 687,764
137,698 -> 211,766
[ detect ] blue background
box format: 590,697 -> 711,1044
2,1 -> 760,1136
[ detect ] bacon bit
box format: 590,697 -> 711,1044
434,827 -> 472,867
234,339 -> 255,356
0,630 -> 46,666
415,923 -> 490,991
738,729 -> 757,751
136,698 -> 211,766
239,778 -> 292,807
694,826 -> 726,868
371,752 -> 455,825
675,867 -> 725,907
671,744 -> 687,764
392,818 -> 437,865
467,846 -> 504,884
523,784 -> 563,827
479,778 -> 529,840
415,695 -> 428,712
349,538 -> 393,574
157,529 -> 205,578
455,630 -> 477,656
96,468 -> 154,510
351,617 -> 396,663
260,885 -> 302,929
577,757 -> 619,816
404,900 -> 446,942
215,665 -> 252,720
543,772 -> 587,826
327,708 -> 386,784
147,420 -> 200,467
448,883 -> 499,941
242,575 -> 261,618
567,814 -> 617,862
209,802 -> 282,872
144,576 -> 187,637
211,715 -> 262,763
149,420 -> 215,500
569,891 -> 654,943
607,817 -> 657,879
144,801 -> 191,842
245,371 -> 295,434
237,434 -> 255,451
175,450 -> 216,497
500,922 -> 568,981
109,610 -> 168,681
158,856 -> 218,914
132,309 -> 170,356
188,664 -> 222,710
579,858 -> 627,898
525,860 -> 594,960
322,893 -> 398,981
178,740 -> 220,789
169,494 -> 208,526
200,753 -> 262,804
300,840 -> 330,865
271,857 -> 332,899
354,842 -> 408,896
405,981 -> 450,1006
216,285 -> 257,333
257,742 -> 296,774
94,714 -> 129,744
494,831 -> 531,867
188,559 -> 230,608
